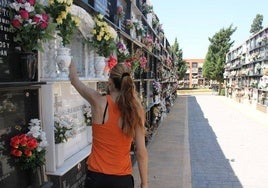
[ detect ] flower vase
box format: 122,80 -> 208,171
56,47 -> 72,78
29,167 -> 42,188
55,143 -> 64,168
18,51 -> 38,81
94,53 -> 106,78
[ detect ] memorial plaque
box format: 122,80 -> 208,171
48,158 -> 87,188
0,88 -> 39,188
0,0 -> 24,82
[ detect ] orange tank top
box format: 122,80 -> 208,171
87,95 -> 133,175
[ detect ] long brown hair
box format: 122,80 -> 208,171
109,63 -> 145,137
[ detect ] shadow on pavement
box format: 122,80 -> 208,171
188,96 -> 243,188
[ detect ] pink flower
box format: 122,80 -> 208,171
11,19 -> 21,27
42,13 -> 49,22
117,5 -> 123,13
40,21 -> 48,29
33,15 -> 41,24
19,10 -> 29,19
140,56 -> 147,69
28,0 -> 35,6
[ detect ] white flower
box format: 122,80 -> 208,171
22,2 -> 35,12
10,2 -> 21,11
27,118 -> 48,151
28,125 -> 41,138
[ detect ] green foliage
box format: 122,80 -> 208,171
46,0 -> 80,47
172,38 -> 187,80
54,121 -> 72,144
250,14 -> 263,34
203,25 -> 236,83
11,148 -> 46,170
88,14 -> 116,57
9,0 -> 56,52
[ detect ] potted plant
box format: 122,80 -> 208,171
9,0 -> 56,80
46,0 -> 80,77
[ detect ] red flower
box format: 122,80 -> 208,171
19,10 -> 29,19
19,134 -> 28,146
27,138 -> 38,149
125,61 -> 131,67
11,148 -> 22,157
24,150 -> 32,157
107,55 -> 118,70
11,19 -> 21,28
10,136 -> 20,148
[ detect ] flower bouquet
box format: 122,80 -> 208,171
125,19 -> 134,30
46,0 -> 80,47
54,114 -> 74,144
142,34 -> 153,48
117,40 -> 130,63
125,49 -> 148,73
9,119 -> 48,170
88,14 -> 116,58
142,3 -> 153,14
9,0 -> 56,52
133,19 -> 145,37
152,80 -> 162,94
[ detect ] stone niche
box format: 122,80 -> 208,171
41,81 -> 95,175
38,5 -> 98,179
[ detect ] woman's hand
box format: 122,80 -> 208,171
69,60 -> 78,82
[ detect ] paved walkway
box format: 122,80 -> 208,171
132,94 -> 268,188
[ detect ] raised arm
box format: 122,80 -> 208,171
69,61 -> 102,106
134,124 -> 149,188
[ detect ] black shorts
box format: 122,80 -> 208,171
84,170 -> 134,188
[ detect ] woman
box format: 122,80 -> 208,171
69,61 -> 149,188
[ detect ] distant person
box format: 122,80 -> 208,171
69,61 -> 149,188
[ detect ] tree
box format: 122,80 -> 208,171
203,25 -> 236,94
172,38 -> 187,80
250,14 -> 263,34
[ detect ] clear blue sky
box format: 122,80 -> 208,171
150,0 -> 268,59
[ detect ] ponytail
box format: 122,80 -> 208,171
110,64 -> 145,137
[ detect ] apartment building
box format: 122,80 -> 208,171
181,59 -> 206,88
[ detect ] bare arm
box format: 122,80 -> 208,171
69,61 -> 102,106
134,125 -> 149,188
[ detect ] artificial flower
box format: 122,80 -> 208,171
8,119 -> 48,170
88,14 -> 116,57
46,0 -> 80,47
9,0 -> 56,52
